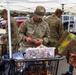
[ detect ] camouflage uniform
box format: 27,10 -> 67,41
18,18 -> 50,52
46,14 -> 64,46
4,16 -> 19,53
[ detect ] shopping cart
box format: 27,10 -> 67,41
15,57 -> 63,75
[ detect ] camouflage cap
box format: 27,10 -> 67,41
1,9 -> 7,15
34,6 -> 46,18
1,9 -> 7,18
55,9 -> 63,14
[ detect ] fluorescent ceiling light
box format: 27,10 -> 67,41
28,0 -> 49,1
27,0 -> 53,2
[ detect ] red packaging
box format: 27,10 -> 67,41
69,52 -> 76,68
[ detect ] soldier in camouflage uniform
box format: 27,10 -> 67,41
46,9 -> 64,46
1,9 -> 19,53
18,6 -> 50,52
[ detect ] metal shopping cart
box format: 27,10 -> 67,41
15,57 -> 63,75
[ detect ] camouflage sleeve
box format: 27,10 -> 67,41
2,17 -> 18,40
57,20 -> 65,38
11,17 -> 19,35
18,21 -> 27,42
43,23 -> 50,45
45,17 -> 50,26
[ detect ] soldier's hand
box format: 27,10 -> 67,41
35,38 -> 43,45
25,37 -> 34,43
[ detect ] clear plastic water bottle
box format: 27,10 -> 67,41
45,61 -> 49,70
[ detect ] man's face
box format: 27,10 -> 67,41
2,13 -> 7,20
33,14 -> 42,22
57,13 -> 62,18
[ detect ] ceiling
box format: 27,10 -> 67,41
0,0 -> 76,13
1,0 -> 76,58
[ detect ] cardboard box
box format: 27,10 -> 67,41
60,40 -> 76,56
55,32 -> 76,56
55,32 -> 69,47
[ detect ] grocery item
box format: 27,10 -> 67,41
69,52 -> 76,68
24,47 -> 55,59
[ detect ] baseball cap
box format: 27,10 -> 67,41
34,6 -> 46,18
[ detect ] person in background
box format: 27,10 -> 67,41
62,65 -> 74,75
62,46 -> 76,75
18,6 -> 50,52
45,9 -> 65,54
1,9 -> 19,54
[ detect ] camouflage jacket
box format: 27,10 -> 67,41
4,16 -> 19,45
18,18 -> 50,48
46,14 -> 64,44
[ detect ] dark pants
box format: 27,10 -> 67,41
69,64 -> 74,73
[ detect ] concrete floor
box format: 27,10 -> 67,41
57,57 -> 76,75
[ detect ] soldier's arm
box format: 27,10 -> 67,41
18,21 -> 27,42
11,17 -> 19,36
43,23 -> 50,45
45,17 -> 50,26
58,20 -> 65,38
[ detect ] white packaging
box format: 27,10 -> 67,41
25,47 -> 55,59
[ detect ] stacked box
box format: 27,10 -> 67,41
55,32 -> 76,56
